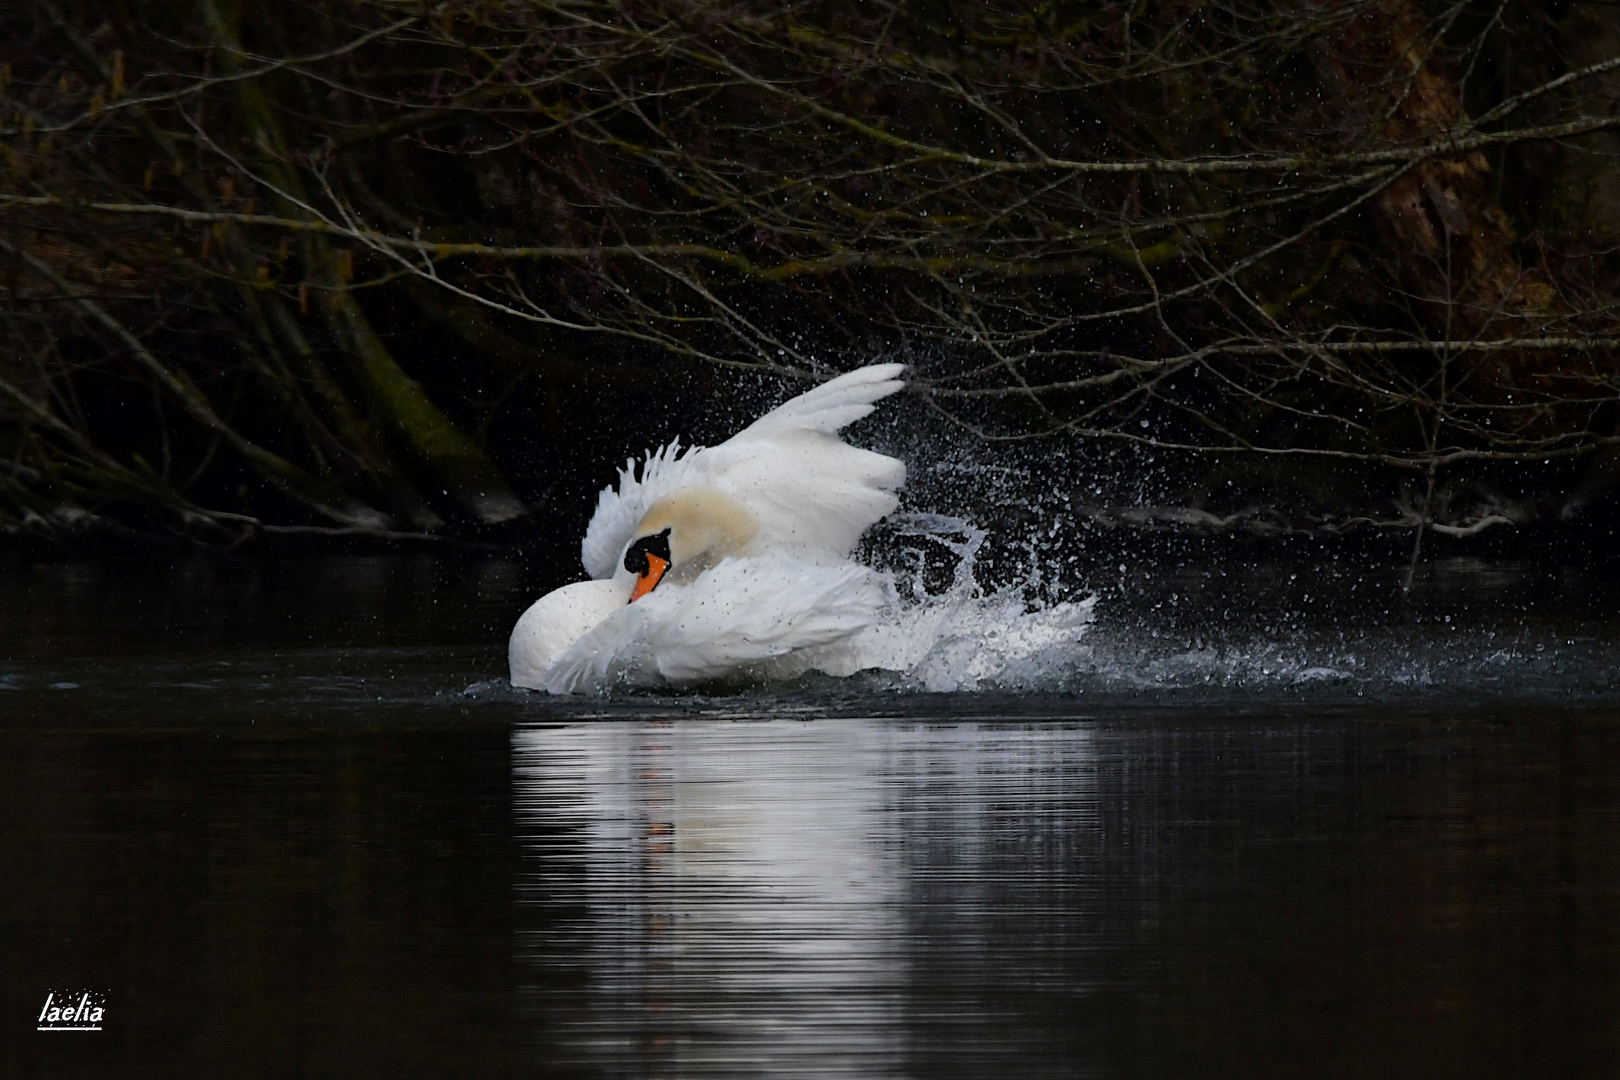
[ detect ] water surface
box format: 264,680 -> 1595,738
4,552 -> 1620,1078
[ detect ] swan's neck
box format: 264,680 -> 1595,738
635,487 -> 759,580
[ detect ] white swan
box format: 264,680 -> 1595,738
509,364 -> 907,693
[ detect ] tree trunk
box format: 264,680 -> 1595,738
199,0 -> 526,526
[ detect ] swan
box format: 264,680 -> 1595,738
509,363 -> 907,693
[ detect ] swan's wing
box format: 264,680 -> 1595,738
579,439 -> 706,580
730,363 -> 907,440
709,364 -> 907,561
578,364 -> 906,577
542,556 -> 889,693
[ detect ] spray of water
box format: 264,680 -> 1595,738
777,513 -> 1097,692
781,449 -> 1620,701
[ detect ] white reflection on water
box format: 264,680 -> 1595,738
512,718 -> 1098,1078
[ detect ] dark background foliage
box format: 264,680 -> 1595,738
4,0 -> 1620,557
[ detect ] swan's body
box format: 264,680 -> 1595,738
507,578 -> 631,691
510,364 -> 906,693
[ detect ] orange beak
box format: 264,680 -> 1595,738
630,552 -> 669,602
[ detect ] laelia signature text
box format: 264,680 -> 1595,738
37,991 -> 104,1032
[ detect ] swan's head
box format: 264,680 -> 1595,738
623,487 -> 759,601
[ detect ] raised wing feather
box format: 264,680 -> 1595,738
712,363 -> 906,560
730,363 -> 906,439
579,364 -> 907,579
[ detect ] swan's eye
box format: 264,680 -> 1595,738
623,528 -> 672,576
625,529 -> 673,601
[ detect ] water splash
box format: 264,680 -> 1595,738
778,514 -> 1097,692
783,501 -> 1620,700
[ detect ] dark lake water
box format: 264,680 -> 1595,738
4,551 -> 1620,1078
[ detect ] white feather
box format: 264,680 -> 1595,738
541,555 -> 890,693
729,362 -> 908,439
507,578 -> 631,690
579,364 -> 906,579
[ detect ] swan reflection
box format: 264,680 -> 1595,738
512,717 -> 1100,1078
